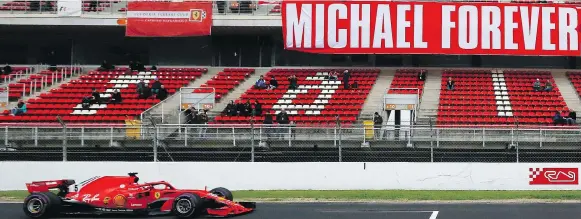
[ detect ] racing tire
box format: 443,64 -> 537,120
23,192 -> 62,218
172,193 -> 201,218
209,187 -> 233,201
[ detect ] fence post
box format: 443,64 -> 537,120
62,127 -> 67,162
251,122 -> 255,162
539,129 -> 543,148
34,127 -> 38,146
4,126 -> 7,146
154,126 -> 159,162
482,128 -> 485,147
338,121 -> 342,162
231,127 -> 236,146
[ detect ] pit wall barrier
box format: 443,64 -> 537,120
0,162 -> 579,191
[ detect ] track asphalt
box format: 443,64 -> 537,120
1,202 -> 580,219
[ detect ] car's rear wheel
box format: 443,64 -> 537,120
172,193 -> 201,218
209,187 -> 233,201
23,192 -> 62,218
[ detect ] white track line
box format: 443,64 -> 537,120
318,210 -> 436,213
429,211 -> 439,219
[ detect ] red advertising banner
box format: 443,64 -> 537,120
126,1 -> 212,37
529,168 -> 578,185
282,1 -> 580,56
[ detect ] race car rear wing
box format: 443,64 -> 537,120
25,179 -> 75,194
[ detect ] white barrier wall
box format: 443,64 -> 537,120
1,162 -> 580,191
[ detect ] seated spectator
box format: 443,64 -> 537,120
236,101 -> 245,116
150,65 -> 157,71
99,60 -> 114,71
418,71 -> 426,81
268,76 -> 278,90
288,75 -> 298,90
140,86 -> 151,99
136,79 -> 146,94
544,80 -> 553,91
157,85 -> 168,100
277,109 -> 290,125
263,112 -> 273,125
225,100 -> 237,116
255,75 -> 267,89
129,61 -> 137,71
553,111 -> 565,125
81,96 -> 92,110
88,1 -> 97,12
110,89 -> 122,103
151,77 -> 162,94
3,64 -> 12,75
136,61 -> 146,72
244,100 -> 252,116
329,71 -> 338,80
253,100 -> 262,116
351,81 -> 358,89
446,77 -> 455,90
10,99 -> 26,116
533,79 -> 541,91
566,110 -> 577,125
91,88 -> 101,104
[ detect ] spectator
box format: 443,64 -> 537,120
150,65 -> 157,71
255,75 -> 267,89
253,100 -> 262,116
373,112 -> 383,140
263,112 -> 274,139
47,51 -> 57,71
553,111 -> 565,125
184,106 -> 197,124
566,110 -> 577,125
110,89 -> 122,103
268,76 -> 278,90
276,109 -> 290,125
225,100 -> 236,116
446,77 -> 455,90
351,81 -> 358,89
418,71 -> 426,81
544,80 -> 553,91
151,76 -> 163,94
244,100 -> 252,116
533,78 -> 541,91
198,110 -> 209,137
3,64 -> 12,75
329,71 -> 338,80
91,88 -> 101,104
136,79 -> 146,94
288,75 -> 298,90
140,86 -> 151,99
236,101 -> 245,116
81,96 -> 92,110
342,70 -> 351,89
157,85 -> 168,100
129,61 -> 136,71
10,99 -> 26,116
136,61 -> 146,72
99,60 -> 114,71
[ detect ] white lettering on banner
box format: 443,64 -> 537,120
5,162 -> 581,191
284,2 -> 580,54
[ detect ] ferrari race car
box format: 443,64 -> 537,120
22,173 -> 255,218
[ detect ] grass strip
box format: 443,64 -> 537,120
1,190 -> 580,202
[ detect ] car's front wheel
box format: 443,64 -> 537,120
23,192 -> 62,218
172,193 -> 201,218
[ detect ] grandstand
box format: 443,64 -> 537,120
1,0 -> 581,163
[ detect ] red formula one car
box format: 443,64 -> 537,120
22,173 -> 255,218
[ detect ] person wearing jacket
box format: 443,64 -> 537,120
11,99 -> 27,116
373,112 -> 383,140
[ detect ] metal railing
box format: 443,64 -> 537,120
0,124 -> 580,162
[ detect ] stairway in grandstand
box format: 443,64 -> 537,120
209,69 -> 268,115
417,69 -> 443,124
552,70 -> 581,112
359,70 -> 393,119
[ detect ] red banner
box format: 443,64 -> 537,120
282,1 -> 580,56
126,1 -> 212,37
529,168 -> 578,185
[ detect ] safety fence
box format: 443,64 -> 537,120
0,124 -> 580,162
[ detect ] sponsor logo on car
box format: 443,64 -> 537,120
45,182 -> 57,186
103,197 -> 110,205
131,203 -> 143,207
529,168 -> 579,185
154,192 -> 161,199
82,194 -> 100,202
113,195 -> 126,207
